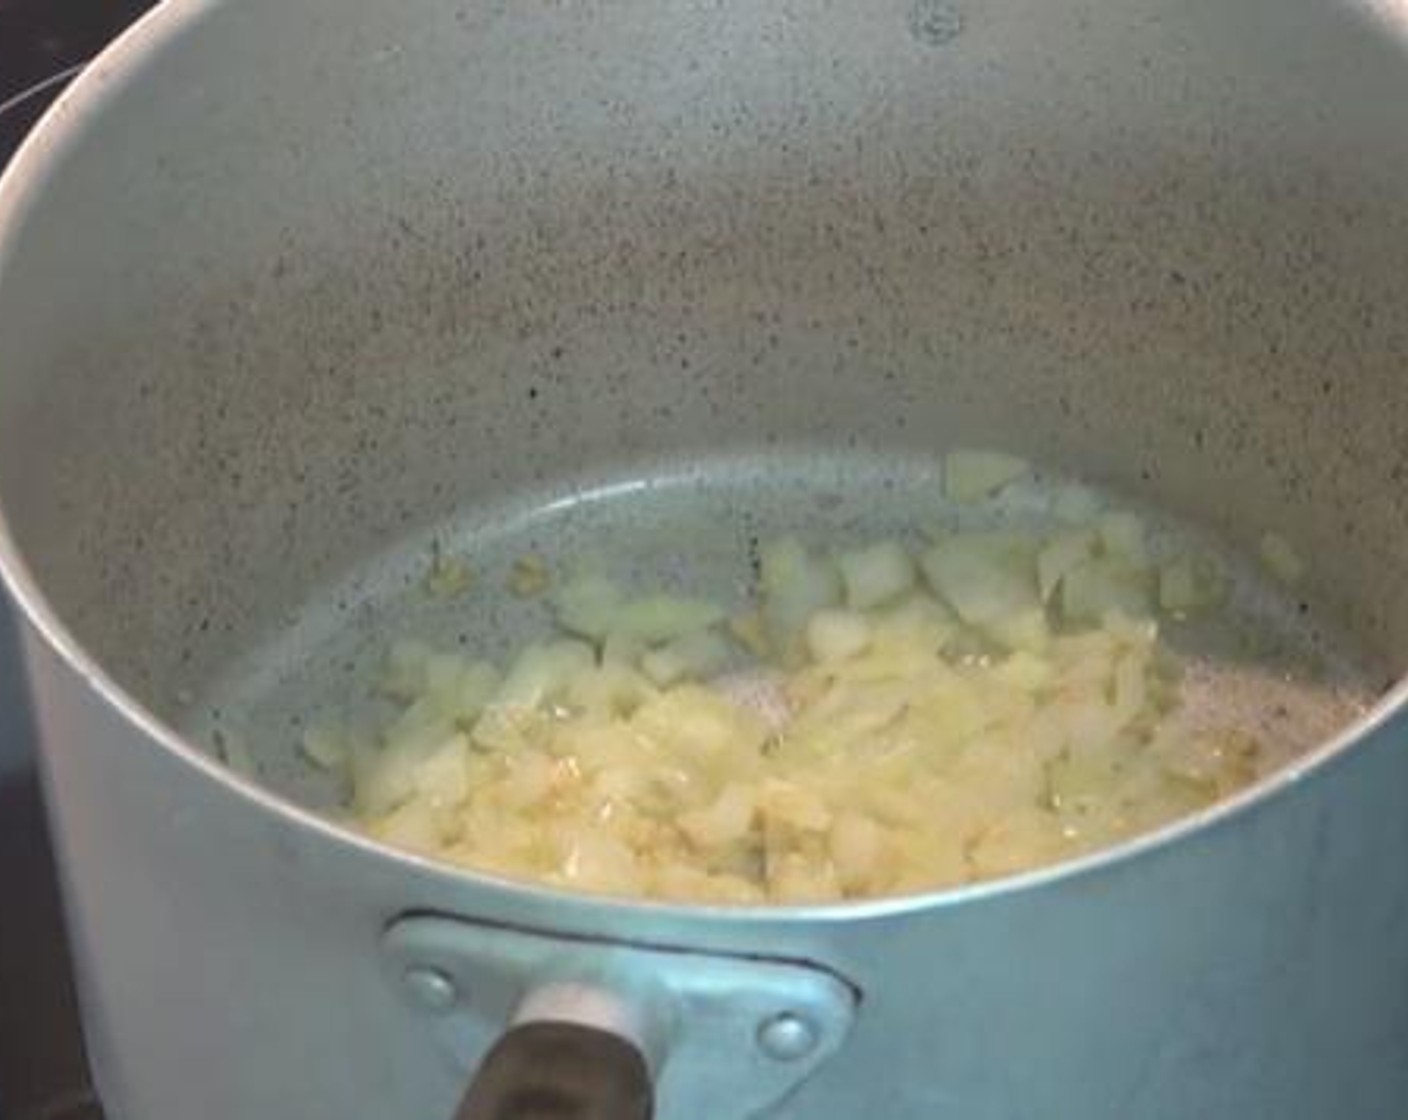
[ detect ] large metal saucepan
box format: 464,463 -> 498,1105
4,1 -> 1408,1117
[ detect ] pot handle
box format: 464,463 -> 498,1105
454,1019 -> 653,1120
385,915 -> 857,1118
453,982 -> 656,1120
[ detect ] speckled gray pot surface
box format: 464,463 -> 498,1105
2,1 -> 1408,1118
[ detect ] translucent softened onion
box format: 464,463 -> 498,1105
297,457 -> 1289,904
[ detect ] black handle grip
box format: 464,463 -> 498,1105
455,1020 -> 654,1120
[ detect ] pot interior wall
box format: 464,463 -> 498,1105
2,0 -> 1408,750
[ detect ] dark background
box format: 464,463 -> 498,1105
0,6 -> 156,1118
0,0 -> 155,159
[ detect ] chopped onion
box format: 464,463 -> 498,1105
944,449 -> 1029,503
552,572 -> 624,640
613,596 -> 726,644
1097,511 -> 1147,567
1037,530 -> 1096,602
326,470 -> 1279,904
641,629 -> 733,686
382,639 -> 435,700
494,640 -> 596,709
806,608 -> 874,663
921,534 -> 1039,624
301,725 -> 348,774
838,540 -> 916,610
1158,556 -> 1223,614
1059,556 -> 1153,624
216,729 -> 258,780
679,782 -> 757,848
760,537 -> 843,657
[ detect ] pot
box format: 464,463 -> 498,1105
3,1 -> 1408,1117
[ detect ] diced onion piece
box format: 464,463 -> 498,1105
968,810 -> 1068,878
301,725 -> 348,773
946,741 -> 1045,822
566,663 -> 657,719
760,779 -> 833,832
829,811 -> 888,893
494,640 -> 596,710
837,540 -> 915,610
497,749 -> 558,809
1037,530 -> 1097,602
921,534 -> 1039,625
631,685 -> 771,761
641,629 -> 733,686
217,729 -> 257,779
994,650 -> 1055,692
456,661 -> 503,722
1060,557 -> 1153,625
1259,532 -> 1305,586
411,734 -> 472,809
382,693 -> 455,757
806,608 -> 874,663
552,572 -> 624,641
944,449 -> 1029,503
872,593 -> 956,650
983,607 -> 1050,654
424,653 -> 464,699
1046,739 -> 1125,812
1158,556 -> 1223,615
1110,650 -> 1149,728
679,783 -> 757,848
355,728 -> 462,816
760,537 -> 843,656
1098,512 -> 1148,567
382,639 -> 435,700
335,505 -> 1275,904
423,653 -> 495,723
555,828 -> 641,894
767,852 -> 842,903
371,801 -> 443,855
878,591 -> 954,627
614,596 -> 726,645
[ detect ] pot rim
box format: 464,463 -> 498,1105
1,0 -> 1402,924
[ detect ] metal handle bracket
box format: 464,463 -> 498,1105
383,914 -> 859,1118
